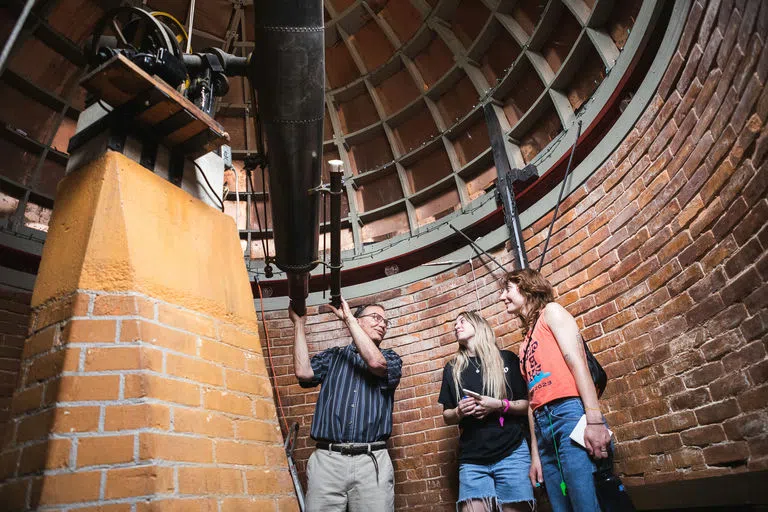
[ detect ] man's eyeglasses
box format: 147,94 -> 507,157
358,313 -> 389,327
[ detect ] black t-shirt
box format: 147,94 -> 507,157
438,350 -> 528,465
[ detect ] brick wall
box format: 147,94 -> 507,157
0,291 -> 298,511
259,1 -> 768,509
0,287 -> 32,444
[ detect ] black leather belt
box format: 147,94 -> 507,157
315,441 -> 388,483
315,441 -> 387,455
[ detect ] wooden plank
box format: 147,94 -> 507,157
137,100 -> 182,125
1,69 -> 81,120
166,122 -> 208,146
81,58 -> 152,107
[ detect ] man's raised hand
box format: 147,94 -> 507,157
289,305 -> 306,325
328,296 -> 353,322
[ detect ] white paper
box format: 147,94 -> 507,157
569,415 -> 614,447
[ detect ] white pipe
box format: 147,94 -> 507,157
186,0 -> 196,53
0,0 -> 37,75
234,169 -> 240,231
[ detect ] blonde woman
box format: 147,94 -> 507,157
438,311 -> 534,512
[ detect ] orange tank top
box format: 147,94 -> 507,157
519,315 -> 580,410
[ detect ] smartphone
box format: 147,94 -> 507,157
461,388 -> 482,399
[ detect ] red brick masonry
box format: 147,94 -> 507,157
0,292 -> 297,511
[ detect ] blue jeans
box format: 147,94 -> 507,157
458,439 -> 535,508
533,398 -> 601,512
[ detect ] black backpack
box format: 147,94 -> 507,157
585,342 -> 607,398
522,314 -> 607,398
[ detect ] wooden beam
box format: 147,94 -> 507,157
1,69 -> 80,119
587,27 -> 620,70
6,3 -> 86,66
0,125 -> 68,166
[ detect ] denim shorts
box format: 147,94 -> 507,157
458,438 -> 535,507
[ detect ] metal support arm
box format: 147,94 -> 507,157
483,103 -> 533,270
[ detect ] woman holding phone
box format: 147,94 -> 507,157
500,268 -> 611,511
438,311 -> 534,511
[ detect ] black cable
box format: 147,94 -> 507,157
260,164 -> 271,262
248,168 -> 269,259
254,103 -> 266,157
449,224 -> 507,273
538,120 -> 582,271
251,103 -> 272,264
242,102 -> 271,262
193,162 -> 225,211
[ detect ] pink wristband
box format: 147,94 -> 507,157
499,399 -> 510,427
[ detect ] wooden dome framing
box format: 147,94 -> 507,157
0,0 -> 642,269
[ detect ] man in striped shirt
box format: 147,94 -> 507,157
290,298 -> 402,512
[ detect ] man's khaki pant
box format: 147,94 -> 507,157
305,448 -> 395,512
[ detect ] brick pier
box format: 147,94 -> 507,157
0,152 -> 298,511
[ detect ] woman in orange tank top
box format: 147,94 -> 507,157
500,269 -> 611,512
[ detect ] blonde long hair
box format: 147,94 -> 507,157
451,311 -> 508,401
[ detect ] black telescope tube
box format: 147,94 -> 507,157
250,0 -> 325,316
329,168 -> 343,308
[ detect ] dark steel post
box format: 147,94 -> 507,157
483,103 -> 529,270
328,160 -> 343,308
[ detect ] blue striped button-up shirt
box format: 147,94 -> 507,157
300,343 -> 402,443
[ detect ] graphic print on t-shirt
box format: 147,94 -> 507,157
525,338 -> 552,392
